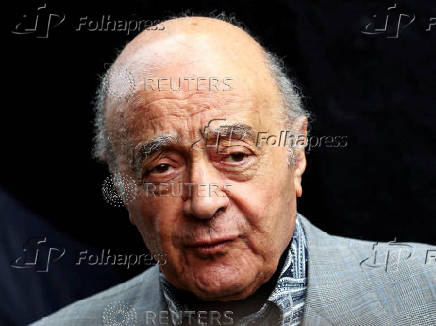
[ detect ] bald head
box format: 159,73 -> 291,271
107,17 -> 275,107
114,16 -> 265,70
94,15 -> 307,166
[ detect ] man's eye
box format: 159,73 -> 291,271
150,164 -> 171,174
223,152 -> 246,163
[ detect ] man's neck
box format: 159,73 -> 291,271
174,247 -> 289,323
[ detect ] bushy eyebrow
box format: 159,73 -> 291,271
133,134 -> 179,170
131,123 -> 256,172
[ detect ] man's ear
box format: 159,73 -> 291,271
292,117 -> 307,198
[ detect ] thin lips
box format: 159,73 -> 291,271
188,236 -> 238,248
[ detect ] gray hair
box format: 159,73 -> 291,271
92,14 -> 310,168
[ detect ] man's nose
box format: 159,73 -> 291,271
182,162 -> 229,220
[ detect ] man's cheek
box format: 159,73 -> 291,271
136,195 -> 180,221
230,185 -> 270,225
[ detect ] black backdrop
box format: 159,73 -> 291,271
3,0 -> 436,325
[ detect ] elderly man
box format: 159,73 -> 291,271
31,16 -> 435,326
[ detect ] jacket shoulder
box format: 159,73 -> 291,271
299,214 -> 436,325
29,266 -> 161,326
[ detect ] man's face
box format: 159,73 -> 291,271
107,59 -> 305,301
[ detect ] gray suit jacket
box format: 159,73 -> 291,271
30,215 -> 436,326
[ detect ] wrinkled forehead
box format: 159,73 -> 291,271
105,81 -> 282,172
111,90 -> 266,149
104,31 -> 279,109
104,33 -> 283,166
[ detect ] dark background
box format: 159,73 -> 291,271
2,0 -> 436,325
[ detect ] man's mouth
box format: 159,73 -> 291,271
187,236 -> 238,255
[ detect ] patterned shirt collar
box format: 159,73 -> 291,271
159,213 -> 308,326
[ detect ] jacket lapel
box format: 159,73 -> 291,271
136,265 -> 168,325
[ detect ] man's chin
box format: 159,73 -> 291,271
189,267 -> 259,302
